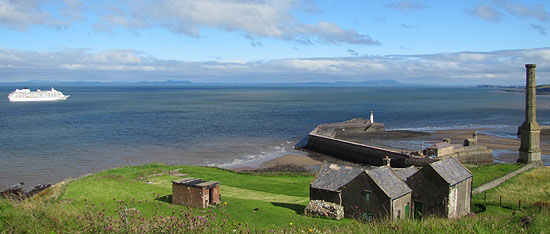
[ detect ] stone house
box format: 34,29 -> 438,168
172,177 -> 220,208
425,141 -> 455,157
310,163 -> 369,206
310,163 -> 411,221
405,157 -> 472,219
343,166 -> 412,221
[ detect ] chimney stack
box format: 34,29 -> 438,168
518,64 -> 542,165
383,156 -> 391,167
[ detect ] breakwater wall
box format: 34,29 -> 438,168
304,134 -> 436,167
441,147 -> 494,165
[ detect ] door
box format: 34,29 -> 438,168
414,202 -> 422,219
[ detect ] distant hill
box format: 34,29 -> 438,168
498,84 -> 550,95
0,79 -> 406,87
301,80 -> 405,87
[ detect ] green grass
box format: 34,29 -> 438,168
57,163 -> 348,230
2,163 -> 550,233
467,163 -> 523,188
472,167 -> 550,210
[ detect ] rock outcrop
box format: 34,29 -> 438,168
0,183 -> 51,200
304,200 -> 344,220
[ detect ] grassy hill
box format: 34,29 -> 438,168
1,163 -> 550,233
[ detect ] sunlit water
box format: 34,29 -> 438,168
1,85 -> 549,189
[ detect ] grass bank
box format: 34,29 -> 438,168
467,163 -> 523,188
1,163 -> 549,233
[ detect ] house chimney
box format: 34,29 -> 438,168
518,64 -> 542,165
383,156 -> 391,167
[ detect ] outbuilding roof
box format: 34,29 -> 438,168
310,163 -> 371,192
172,177 -> 219,189
429,157 -> 472,186
394,166 -> 418,181
366,166 -> 412,199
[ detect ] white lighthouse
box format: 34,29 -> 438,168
370,111 -> 374,123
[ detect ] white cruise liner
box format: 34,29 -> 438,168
8,87 -> 70,102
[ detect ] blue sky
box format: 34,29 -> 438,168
0,0 -> 549,85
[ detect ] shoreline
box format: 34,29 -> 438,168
3,127 -> 549,191
236,127 -> 550,172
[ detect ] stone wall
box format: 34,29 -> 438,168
309,187 -> 341,205
392,193 -> 412,220
448,177 -> 472,219
172,184 -> 208,208
441,149 -> 494,165
472,163 -> 536,194
209,185 -> 220,205
305,134 -> 435,167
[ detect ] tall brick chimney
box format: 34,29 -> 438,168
518,64 -> 542,165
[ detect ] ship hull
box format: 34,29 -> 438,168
8,95 -> 70,102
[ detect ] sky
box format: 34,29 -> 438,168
0,0 -> 549,85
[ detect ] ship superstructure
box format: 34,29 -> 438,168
8,87 -> 70,102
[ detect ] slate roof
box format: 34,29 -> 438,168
429,157 -> 472,186
310,163 -> 371,192
173,177 -> 219,189
367,166 -> 412,199
393,166 -> 418,181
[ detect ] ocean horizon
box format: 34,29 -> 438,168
1,85 -> 549,189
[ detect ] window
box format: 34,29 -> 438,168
364,190 -> 371,202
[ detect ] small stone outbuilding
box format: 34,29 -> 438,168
406,157 -> 472,219
425,141 -> 455,157
309,163 -> 369,206
310,163 -> 411,221
343,166 -> 412,221
172,177 -> 220,208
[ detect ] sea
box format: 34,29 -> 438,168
1,85 -> 549,189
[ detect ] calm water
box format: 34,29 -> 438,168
1,85 -> 549,189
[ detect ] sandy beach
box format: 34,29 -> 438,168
246,128 -> 550,172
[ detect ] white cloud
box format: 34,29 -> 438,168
530,23 -> 548,35
0,0 -> 51,30
0,0 -> 86,30
385,0 -> 427,13
469,1 -> 549,23
1,47 -> 550,85
0,0 -> 378,45
469,4 -> 501,22
501,1 -> 548,21
104,0 -> 379,45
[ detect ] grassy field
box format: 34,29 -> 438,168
1,163 -> 550,233
467,163 -> 523,188
472,166 -> 550,215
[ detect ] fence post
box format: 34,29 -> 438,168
484,192 -> 486,204
499,196 -> 502,207
519,200 -> 521,210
